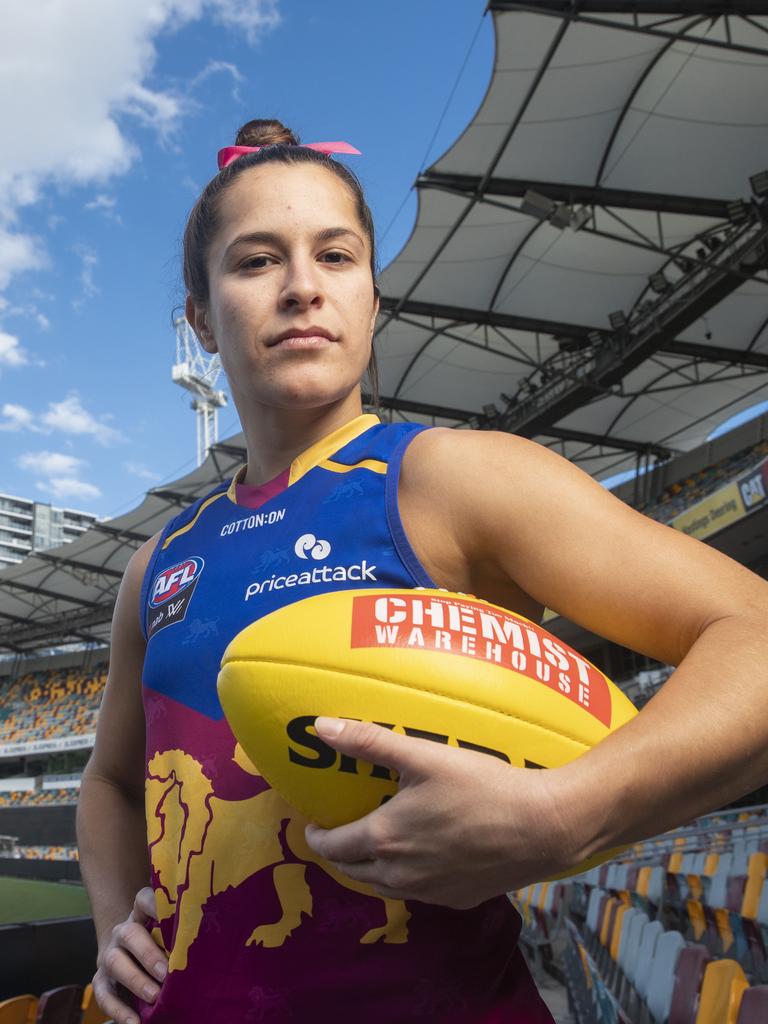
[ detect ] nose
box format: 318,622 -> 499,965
278,253 -> 324,311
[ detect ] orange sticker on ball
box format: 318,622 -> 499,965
350,592 -> 612,727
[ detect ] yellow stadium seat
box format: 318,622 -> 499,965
0,995 -> 37,1023
686,898 -> 707,941
637,866 -> 651,897
80,983 -> 109,1023
741,853 -> 768,920
577,943 -> 592,989
714,907 -> 735,953
694,959 -> 748,1024
610,904 -> 629,962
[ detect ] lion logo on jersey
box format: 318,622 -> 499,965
146,747 -> 410,972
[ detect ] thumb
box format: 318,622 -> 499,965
314,716 -> 426,776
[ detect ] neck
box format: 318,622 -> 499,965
237,391 -> 367,487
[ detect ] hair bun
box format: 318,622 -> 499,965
235,119 -> 299,149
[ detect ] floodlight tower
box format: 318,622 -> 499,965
171,315 -> 228,466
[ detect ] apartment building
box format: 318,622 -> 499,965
0,492 -> 99,569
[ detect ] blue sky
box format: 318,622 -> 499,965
0,0 -> 492,519
2,1 -> 765,518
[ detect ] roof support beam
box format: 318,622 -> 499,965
149,489 -> 196,508
380,297 -> 768,370
500,220 -> 768,436
539,426 -> 674,458
0,577 -> 102,608
363,393 -> 476,423
0,604 -> 114,651
490,1 -> 768,11
378,296 -> 595,342
34,551 -> 124,580
489,3 -> 768,58
417,172 -> 733,219
91,522 -> 150,546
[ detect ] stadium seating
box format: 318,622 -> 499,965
0,994 -> 36,1024
0,665 -> 107,746
0,987 -> 108,1024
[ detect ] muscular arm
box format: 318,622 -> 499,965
417,428 -> 768,859
77,533 -> 159,950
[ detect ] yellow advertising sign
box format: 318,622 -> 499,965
669,481 -> 745,540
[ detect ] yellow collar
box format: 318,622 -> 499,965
226,413 -> 381,501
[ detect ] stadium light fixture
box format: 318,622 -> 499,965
608,310 -> 627,331
482,403 -> 499,420
705,234 -> 723,252
750,171 -> 768,198
588,330 -> 603,346
726,200 -> 749,222
570,206 -> 591,232
521,190 -> 556,222
549,205 -> 573,229
695,246 -> 708,261
649,271 -> 670,294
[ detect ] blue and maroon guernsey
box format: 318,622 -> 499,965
138,413 -> 555,1023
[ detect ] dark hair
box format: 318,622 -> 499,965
183,118 -> 381,410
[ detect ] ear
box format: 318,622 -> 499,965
370,286 -> 380,335
185,294 -> 218,354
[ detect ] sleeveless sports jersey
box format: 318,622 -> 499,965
138,413 -> 555,1023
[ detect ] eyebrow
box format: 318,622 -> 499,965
227,227 -> 365,253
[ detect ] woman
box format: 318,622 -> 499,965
77,119 -> 768,1023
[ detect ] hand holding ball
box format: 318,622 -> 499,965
217,588 -> 637,879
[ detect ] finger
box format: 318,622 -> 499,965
314,717 -> 433,777
305,811 -> 386,863
101,940 -> 162,1004
133,885 -> 158,924
92,969 -> 142,1024
329,859 -> 380,884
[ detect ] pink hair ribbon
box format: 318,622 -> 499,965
217,141 -> 361,170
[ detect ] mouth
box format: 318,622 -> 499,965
268,327 -> 337,347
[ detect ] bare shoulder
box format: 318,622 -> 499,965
398,427 -> 545,619
405,427 -> 768,665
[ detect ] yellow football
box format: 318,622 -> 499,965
217,587 -> 637,877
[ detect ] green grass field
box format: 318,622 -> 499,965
0,875 -> 91,925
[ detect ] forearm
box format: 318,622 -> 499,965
77,770 -> 151,949
564,614 -> 768,861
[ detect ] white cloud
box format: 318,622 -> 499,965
208,0 -> 280,43
71,246 -> 99,307
124,460 -> 161,481
41,394 -> 124,446
40,477 -> 102,501
0,330 -> 28,367
0,402 -> 37,431
18,449 -> 101,505
190,60 -> 245,100
18,451 -> 85,476
0,227 -> 46,290
85,194 -> 116,212
0,0 -> 281,289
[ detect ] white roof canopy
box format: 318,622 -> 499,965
374,0 -> 768,483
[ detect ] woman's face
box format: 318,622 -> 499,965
189,162 -> 379,414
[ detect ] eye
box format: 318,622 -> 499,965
240,255 -> 274,270
320,251 -> 352,264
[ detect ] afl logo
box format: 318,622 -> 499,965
150,557 -> 205,607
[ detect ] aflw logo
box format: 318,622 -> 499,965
150,557 -> 205,607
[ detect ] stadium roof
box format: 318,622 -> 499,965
374,0 -> 768,482
0,439 -> 246,652
3,1 -> 768,652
